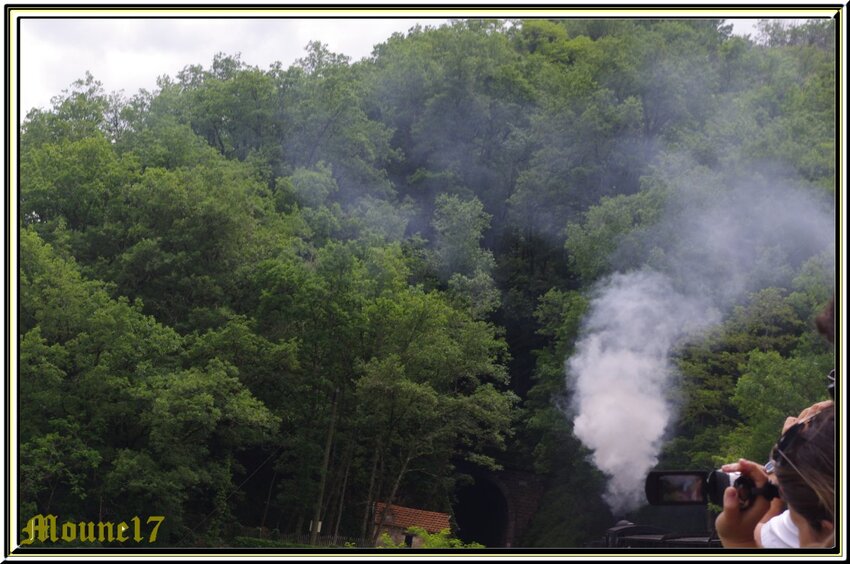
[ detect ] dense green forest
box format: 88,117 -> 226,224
18,18 -> 835,548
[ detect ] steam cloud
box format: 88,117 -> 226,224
568,271 -> 720,513
565,162 -> 834,515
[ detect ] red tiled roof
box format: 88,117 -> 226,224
374,502 -> 450,534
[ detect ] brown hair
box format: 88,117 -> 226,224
774,404 -> 834,541
815,296 -> 834,344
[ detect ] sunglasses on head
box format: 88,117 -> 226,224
767,407 -> 829,474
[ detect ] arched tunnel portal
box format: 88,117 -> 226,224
453,477 -> 510,547
452,469 -> 545,548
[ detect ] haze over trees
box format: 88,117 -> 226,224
19,18 -> 835,547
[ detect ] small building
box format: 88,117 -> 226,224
373,502 -> 451,548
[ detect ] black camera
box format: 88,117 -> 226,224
827,368 -> 835,400
645,470 -> 779,509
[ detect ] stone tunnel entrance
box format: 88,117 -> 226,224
452,469 -> 545,548
453,479 -> 509,547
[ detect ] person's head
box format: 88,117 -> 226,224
772,403 -> 835,547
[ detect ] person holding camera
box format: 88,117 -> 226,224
753,399 -> 834,548
715,403 -> 835,548
720,296 -> 836,549
749,295 -> 836,548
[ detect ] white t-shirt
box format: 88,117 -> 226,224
760,510 -> 800,548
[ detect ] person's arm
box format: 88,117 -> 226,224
753,498 -> 787,548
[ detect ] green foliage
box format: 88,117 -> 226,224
565,187 -> 667,282
376,532 -> 404,548
663,287 -> 834,470
409,526 -> 485,548
377,527 -> 484,548
230,536 -> 313,548
721,348 -> 831,463
281,162 -> 339,208
432,194 -> 495,279
19,228 -> 278,542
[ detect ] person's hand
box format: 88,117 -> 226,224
782,400 -> 833,433
714,459 -> 772,548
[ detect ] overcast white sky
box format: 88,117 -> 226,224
18,18 -> 453,113
17,17 -> 768,114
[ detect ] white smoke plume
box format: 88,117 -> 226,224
565,161 -> 834,515
568,271 -> 720,513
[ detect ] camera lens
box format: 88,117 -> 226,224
706,470 -> 732,506
732,474 -> 756,509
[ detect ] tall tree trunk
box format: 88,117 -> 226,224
260,470 -> 277,531
360,441 -> 381,540
361,400 -> 398,541
309,387 -> 339,545
371,453 -> 412,545
45,481 -> 58,514
322,441 -> 340,523
369,449 -> 388,541
332,455 -> 351,544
